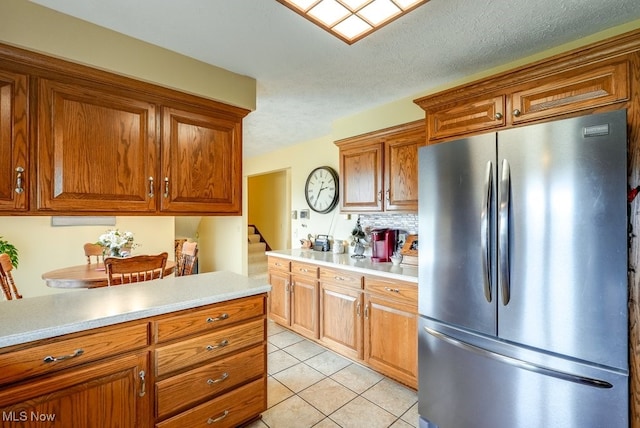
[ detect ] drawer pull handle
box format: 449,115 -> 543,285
384,287 -> 400,293
334,276 -> 346,281
43,348 -> 84,363
207,410 -> 229,424
206,339 -> 229,351
206,372 -> 229,385
139,370 -> 146,397
206,313 -> 229,323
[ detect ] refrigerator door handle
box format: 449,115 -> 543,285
481,161 -> 493,302
499,159 -> 511,305
423,325 -> 614,389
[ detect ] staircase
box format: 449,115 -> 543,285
248,225 -> 268,280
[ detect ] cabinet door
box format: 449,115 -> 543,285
0,353 -> 149,428
428,95 -> 505,141
268,270 -> 290,326
37,79 -> 157,212
160,107 -> 242,214
339,142 -> 383,212
290,274 -> 319,339
384,128 -> 423,212
364,293 -> 417,389
319,282 -> 363,360
0,70 -> 28,211
510,60 -> 629,125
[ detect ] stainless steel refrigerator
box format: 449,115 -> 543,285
417,109 -> 629,428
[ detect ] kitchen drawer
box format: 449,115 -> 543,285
320,267 -> 363,289
156,344 -> 265,419
290,261 -> 319,278
154,295 -> 265,343
155,378 -> 266,428
155,318 -> 264,377
364,276 -> 418,307
268,257 -> 290,272
0,322 -> 148,386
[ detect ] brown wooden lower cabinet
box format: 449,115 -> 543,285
267,257 -> 320,340
0,352 -> 149,428
362,274 -> 418,389
319,281 -> 364,360
268,257 -> 418,388
0,294 -> 268,428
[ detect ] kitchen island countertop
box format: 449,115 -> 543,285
0,271 -> 270,348
266,249 -> 418,283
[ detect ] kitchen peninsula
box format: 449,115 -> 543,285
266,249 -> 418,388
0,271 -> 270,428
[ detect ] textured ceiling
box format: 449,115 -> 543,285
31,0 -> 640,158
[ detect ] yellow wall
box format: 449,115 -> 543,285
1,216 -> 174,297
246,19 -> 640,251
0,0 -> 256,109
248,171 -> 290,251
0,0 -> 257,294
2,0 -> 639,293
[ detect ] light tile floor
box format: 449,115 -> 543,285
245,321 -> 419,428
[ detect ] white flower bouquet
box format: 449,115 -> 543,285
98,229 -> 139,257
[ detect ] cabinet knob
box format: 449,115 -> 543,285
495,112 -> 503,120
513,109 -> 521,117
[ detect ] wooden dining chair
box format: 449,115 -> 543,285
84,243 -> 105,264
0,253 -> 22,300
177,241 -> 198,276
104,252 -> 168,286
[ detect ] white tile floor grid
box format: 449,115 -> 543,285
245,321 -> 418,428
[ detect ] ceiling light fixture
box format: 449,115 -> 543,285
276,0 -> 429,44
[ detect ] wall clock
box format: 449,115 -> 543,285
305,166 -> 339,213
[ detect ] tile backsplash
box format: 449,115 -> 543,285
358,213 -> 418,235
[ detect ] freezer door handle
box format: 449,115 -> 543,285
499,159 -> 511,305
481,161 -> 493,302
423,325 -> 613,389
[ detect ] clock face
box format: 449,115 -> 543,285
305,166 -> 339,213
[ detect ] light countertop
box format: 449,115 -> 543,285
0,271 -> 270,348
265,249 -> 418,283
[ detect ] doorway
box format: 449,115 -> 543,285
248,169 -> 290,251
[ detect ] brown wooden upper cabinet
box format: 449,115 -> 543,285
160,107 -> 242,214
416,58 -> 629,143
0,42 -> 249,215
335,121 -> 425,213
37,78 -> 158,213
0,70 -> 28,212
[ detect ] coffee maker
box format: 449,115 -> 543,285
370,229 -> 397,263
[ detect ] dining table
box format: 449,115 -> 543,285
42,260 -> 176,289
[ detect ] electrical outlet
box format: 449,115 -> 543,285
291,210 -> 298,219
